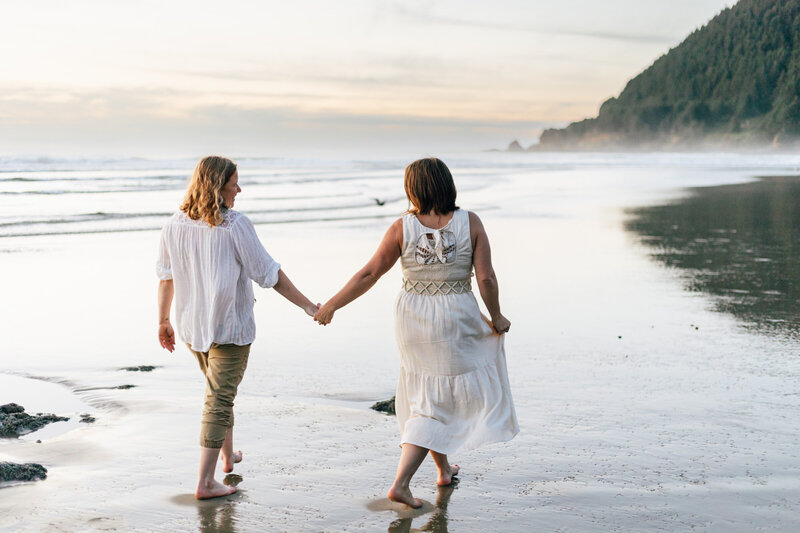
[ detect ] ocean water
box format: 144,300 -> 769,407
2,151 -> 800,531
2,151 -> 799,239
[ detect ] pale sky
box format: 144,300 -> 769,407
0,0 -> 737,157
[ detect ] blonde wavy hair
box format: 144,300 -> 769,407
180,156 -> 238,226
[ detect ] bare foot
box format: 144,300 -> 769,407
436,463 -> 459,486
387,485 -> 422,508
221,450 -> 242,473
195,479 -> 237,500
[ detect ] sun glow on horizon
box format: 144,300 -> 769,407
1,0 -> 736,155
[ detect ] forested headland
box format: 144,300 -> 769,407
537,0 -> 800,150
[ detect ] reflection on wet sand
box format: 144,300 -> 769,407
169,477 -> 244,533
223,473 -> 243,487
197,497 -> 239,533
368,482 -> 457,533
626,176 -> 800,336
197,475 -> 244,533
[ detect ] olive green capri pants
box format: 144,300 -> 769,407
188,342 -> 251,449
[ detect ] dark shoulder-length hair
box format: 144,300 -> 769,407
180,156 -> 237,226
404,157 -> 459,215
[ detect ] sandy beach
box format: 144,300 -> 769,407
2,153 -> 800,531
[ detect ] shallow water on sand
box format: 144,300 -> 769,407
2,153 -> 800,531
627,175 -> 800,337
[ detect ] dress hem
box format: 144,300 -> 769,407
399,427 -> 519,456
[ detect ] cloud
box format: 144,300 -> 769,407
388,3 -> 678,45
143,53 -> 473,91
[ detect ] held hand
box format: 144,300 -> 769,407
491,314 -> 511,335
313,302 -> 335,326
304,302 -> 321,317
158,322 -> 176,352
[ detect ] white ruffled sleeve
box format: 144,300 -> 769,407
231,214 -> 281,288
156,225 -> 173,280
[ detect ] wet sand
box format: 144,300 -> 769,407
627,175 -> 800,336
2,158 -> 800,531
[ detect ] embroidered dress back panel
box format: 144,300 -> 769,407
400,209 -> 473,283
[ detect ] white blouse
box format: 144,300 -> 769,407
156,209 -> 281,352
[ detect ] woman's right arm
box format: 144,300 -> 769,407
470,212 -> 510,334
157,279 -> 176,352
313,218 -> 403,325
156,227 -> 176,351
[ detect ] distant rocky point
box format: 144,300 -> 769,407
501,140 -> 538,152
506,140 -> 524,152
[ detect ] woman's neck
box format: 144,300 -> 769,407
416,210 -> 455,230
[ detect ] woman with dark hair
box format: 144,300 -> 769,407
157,156 -> 318,499
314,157 -> 518,508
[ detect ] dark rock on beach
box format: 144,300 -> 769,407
371,397 -> 396,416
120,365 -> 157,372
0,403 -> 24,414
74,384 -> 136,392
0,404 -> 69,438
0,462 -> 48,483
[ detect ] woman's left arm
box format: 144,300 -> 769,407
232,215 -> 318,316
470,211 -> 511,334
313,218 -> 403,325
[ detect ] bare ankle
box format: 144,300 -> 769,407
392,479 -> 410,491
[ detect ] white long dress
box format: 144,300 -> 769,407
394,209 -> 519,455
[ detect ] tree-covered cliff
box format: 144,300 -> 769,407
539,0 -> 800,149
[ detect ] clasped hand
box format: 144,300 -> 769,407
303,299 -> 334,325
313,302 -> 335,326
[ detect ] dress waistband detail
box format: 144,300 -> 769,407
402,278 -> 472,295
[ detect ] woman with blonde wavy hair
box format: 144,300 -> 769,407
156,156 -> 318,499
